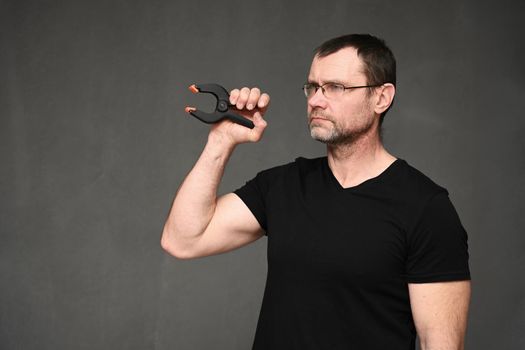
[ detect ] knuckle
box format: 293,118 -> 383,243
259,93 -> 270,107
229,90 -> 239,103
249,92 -> 260,104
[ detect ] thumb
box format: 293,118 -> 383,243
253,111 -> 267,128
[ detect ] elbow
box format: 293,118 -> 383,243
160,228 -> 196,260
160,233 -> 176,256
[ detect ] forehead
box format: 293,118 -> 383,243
308,47 -> 365,83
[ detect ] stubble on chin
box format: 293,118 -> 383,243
308,109 -> 335,141
308,114 -> 374,146
309,119 -> 342,144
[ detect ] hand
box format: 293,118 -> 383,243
208,87 -> 270,146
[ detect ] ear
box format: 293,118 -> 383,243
373,83 -> 395,115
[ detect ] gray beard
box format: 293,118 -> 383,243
309,113 -> 374,146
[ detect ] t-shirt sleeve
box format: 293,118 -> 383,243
233,171 -> 269,234
404,191 -> 471,283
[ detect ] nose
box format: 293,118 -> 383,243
307,86 -> 328,110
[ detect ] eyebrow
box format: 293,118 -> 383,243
306,79 -> 350,85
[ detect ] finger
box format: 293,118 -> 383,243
257,93 -> 270,109
229,89 -> 240,105
237,87 -> 250,109
249,111 -> 268,141
246,88 -> 261,110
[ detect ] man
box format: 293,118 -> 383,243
161,34 -> 471,350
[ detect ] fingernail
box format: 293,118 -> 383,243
247,104 -> 253,110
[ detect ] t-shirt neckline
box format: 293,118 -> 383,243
323,157 -> 402,191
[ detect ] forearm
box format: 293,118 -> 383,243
161,135 -> 235,255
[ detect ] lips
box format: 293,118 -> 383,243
310,117 -> 330,123
309,110 -> 330,121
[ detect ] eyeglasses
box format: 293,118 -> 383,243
302,82 -> 384,99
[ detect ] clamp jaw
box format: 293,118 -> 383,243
185,83 -> 255,129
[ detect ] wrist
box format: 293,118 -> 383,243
205,133 -> 236,159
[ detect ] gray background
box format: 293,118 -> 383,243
1,0 -> 524,349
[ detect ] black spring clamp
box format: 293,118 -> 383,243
185,83 -> 255,129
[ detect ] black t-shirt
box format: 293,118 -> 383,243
233,156 -> 471,350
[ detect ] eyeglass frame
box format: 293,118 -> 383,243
302,81 -> 385,99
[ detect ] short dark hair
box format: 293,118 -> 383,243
313,34 -> 396,133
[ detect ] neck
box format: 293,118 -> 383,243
326,131 -> 396,188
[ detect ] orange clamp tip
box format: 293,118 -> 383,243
188,84 -> 199,93
185,106 -> 196,113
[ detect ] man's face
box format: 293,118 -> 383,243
307,47 -> 377,145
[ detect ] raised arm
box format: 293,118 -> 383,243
161,87 -> 270,259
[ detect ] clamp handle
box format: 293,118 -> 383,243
184,107 -> 255,129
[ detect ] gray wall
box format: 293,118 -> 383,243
1,0 -> 524,349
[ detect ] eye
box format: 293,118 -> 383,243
303,83 -> 317,97
325,83 -> 344,94
306,83 -> 318,94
